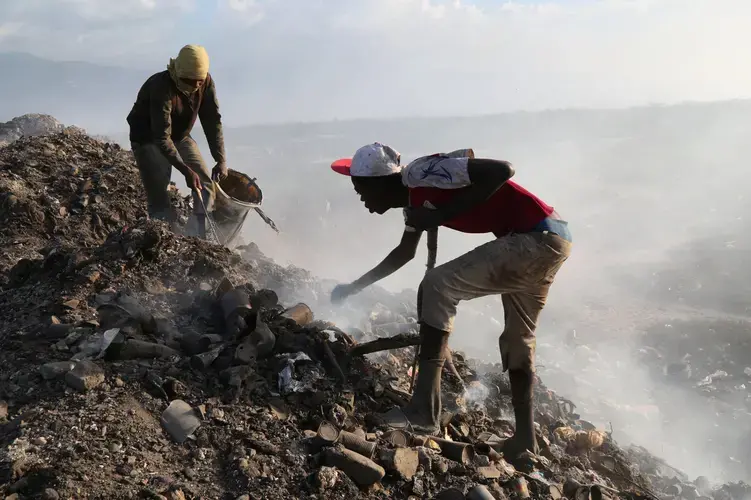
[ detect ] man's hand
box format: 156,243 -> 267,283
404,206 -> 444,231
184,169 -> 202,191
212,162 -> 228,181
331,283 -> 359,304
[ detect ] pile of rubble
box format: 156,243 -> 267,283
1,129 -> 749,499
0,128 -> 192,281
0,114 -> 85,148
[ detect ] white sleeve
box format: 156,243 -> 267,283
402,155 -> 471,189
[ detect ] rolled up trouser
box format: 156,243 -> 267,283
131,136 -> 215,220
418,227 -> 572,373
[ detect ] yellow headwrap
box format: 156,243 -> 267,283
167,44 -> 210,94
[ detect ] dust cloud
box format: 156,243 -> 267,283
198,102 -> 751,484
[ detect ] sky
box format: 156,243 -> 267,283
1,0 -> 751,123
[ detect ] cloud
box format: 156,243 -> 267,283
0,22 -> 24,40
2,0 -> 751,123
1,0 -> 195,63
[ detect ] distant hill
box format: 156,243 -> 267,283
0,52 -> 147,133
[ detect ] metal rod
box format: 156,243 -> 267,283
195,188 -> 226,244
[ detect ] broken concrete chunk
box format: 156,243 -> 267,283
160,400 -> 201,444
40,361 -> 77,380
378,447 -> 419,480
314,466 -> 339,491
64,360 -> 104,392
476,465 -> 501,479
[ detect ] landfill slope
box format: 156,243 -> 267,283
0,126 -> 749,500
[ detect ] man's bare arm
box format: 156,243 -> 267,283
351,229 -> 422,291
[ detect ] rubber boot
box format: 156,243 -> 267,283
401,357 -> 445,433
501,369 -> 538,461
381,324 -> 449,434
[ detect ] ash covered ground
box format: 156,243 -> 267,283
0,117 -> 749,499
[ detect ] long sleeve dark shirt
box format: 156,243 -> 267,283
127,70 -> 226,167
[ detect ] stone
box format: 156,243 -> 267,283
432,456 -> 449,475
41,489 -> 60,500
160,400 -> 201,444
65,360 -> 105,392
314,466 -> 339,491
62,299 -> 80,309
40,361 -> 77,380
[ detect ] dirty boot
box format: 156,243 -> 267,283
380,325 -> 449,435
500,369 -> 538,462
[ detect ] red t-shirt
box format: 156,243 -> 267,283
403,153 -> 554,238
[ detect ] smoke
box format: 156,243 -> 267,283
7,48 -> 749,487
198,102 -> 751,485
4,0 -> 751,490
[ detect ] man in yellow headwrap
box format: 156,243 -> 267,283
127,44 -> 227,239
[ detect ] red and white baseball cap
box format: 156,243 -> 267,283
331,143 -> 402,177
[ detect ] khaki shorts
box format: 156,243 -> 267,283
131,136 -> 214,220
419,231 -> 571,372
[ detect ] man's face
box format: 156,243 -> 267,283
352,178 -> 392,214
179,77 -> 205,92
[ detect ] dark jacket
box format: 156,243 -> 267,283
127,70 -> 226,167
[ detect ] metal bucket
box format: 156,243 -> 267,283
212,170 -> 263,248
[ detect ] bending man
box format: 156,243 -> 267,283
329,143 -> 572,462
127,44 -> 228,238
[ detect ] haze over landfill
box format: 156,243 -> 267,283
2,0 -> 751,498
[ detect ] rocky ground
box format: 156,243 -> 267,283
1,124 -> 750,499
